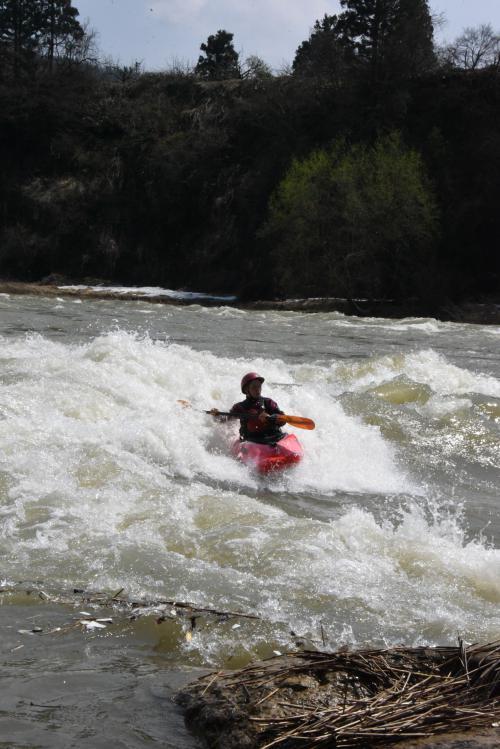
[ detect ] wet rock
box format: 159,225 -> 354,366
178,683 -> 258,749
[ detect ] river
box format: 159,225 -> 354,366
0,291 -> 499,747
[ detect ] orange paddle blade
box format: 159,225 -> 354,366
277,414 -> 315,430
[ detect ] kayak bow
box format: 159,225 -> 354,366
231,433 -> 303,474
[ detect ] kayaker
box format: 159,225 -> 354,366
210,372 -> 285,444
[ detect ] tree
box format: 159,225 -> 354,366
60,19 -> 98,69
263,134 -> 439,300
336,0 -> 435,84
195,29 -> 240,80
384,0 -> 435,78
441,24 -> 499,71
0,0 -> 44,76
242,55 -> 272,80
292,14 -> 354,82
0,0 -> 83,76
39,0 -> 83,72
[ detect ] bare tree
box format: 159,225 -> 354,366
442,23 -> 499,70
163,56 -> 195,76
241,55 -> 273,80
60,20 -> 98,68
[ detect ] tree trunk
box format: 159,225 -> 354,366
12,0 -> 20,78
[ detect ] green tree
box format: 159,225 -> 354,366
195,29 -> 240,80
263,134 -> 439,300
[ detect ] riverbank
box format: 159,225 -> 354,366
1,281 -> 499,324
178,643 -> 500,749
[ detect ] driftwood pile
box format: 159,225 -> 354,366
178,641 -> 500,748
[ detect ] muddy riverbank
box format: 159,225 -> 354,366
1,281 -> 499,324
178,643 -> 500,749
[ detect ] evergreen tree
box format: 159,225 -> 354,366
40,0 -> 83,72
336,0 -> 435,84
292,14 -> 354,82
386,0 -> 435,77
0,0 -> 83,76
0,0 -> 44,75
195,29 -> 240,80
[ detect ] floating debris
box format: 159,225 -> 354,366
2,581 -> 260,642
81,620 -> 107,631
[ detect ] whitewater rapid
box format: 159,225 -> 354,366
1,295 -> 499,670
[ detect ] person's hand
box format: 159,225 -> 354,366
268,413 -> 286,425
258,411 -> 269,423
208,408 -> 220,416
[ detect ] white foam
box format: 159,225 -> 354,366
417,395 -> 473,419
403,350 -> 500,398
0,330 -> 499,658
331,349 -> 500,399
59,284 -> 237,302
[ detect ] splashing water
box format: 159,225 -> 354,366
1,297 -> 499,660
1,294 -> 499,746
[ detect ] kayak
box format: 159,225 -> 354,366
230,433 -> 303,474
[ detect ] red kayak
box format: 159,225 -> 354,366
230,433 -> 303,474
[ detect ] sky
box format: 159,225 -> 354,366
75,0 -> 500,71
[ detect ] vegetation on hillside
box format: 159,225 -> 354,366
0,0 -> 499,307
263,134 -> 439,300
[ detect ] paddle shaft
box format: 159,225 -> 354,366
205,411 -> 315,431
177,400 -> 315,430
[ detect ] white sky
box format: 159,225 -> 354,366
75,0 -> 500,71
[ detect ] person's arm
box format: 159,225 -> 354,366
208,404 -> 244,423
207,408 -> 229,423
264,398 -> 283,416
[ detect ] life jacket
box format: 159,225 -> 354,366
230,396 -> 284,443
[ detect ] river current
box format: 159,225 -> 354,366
1,292 -> 499,747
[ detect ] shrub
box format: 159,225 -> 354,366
264,133 -> 439,300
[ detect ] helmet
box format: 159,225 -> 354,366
241,372 -> 264,393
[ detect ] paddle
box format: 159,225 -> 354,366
177,400 -> 315,430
